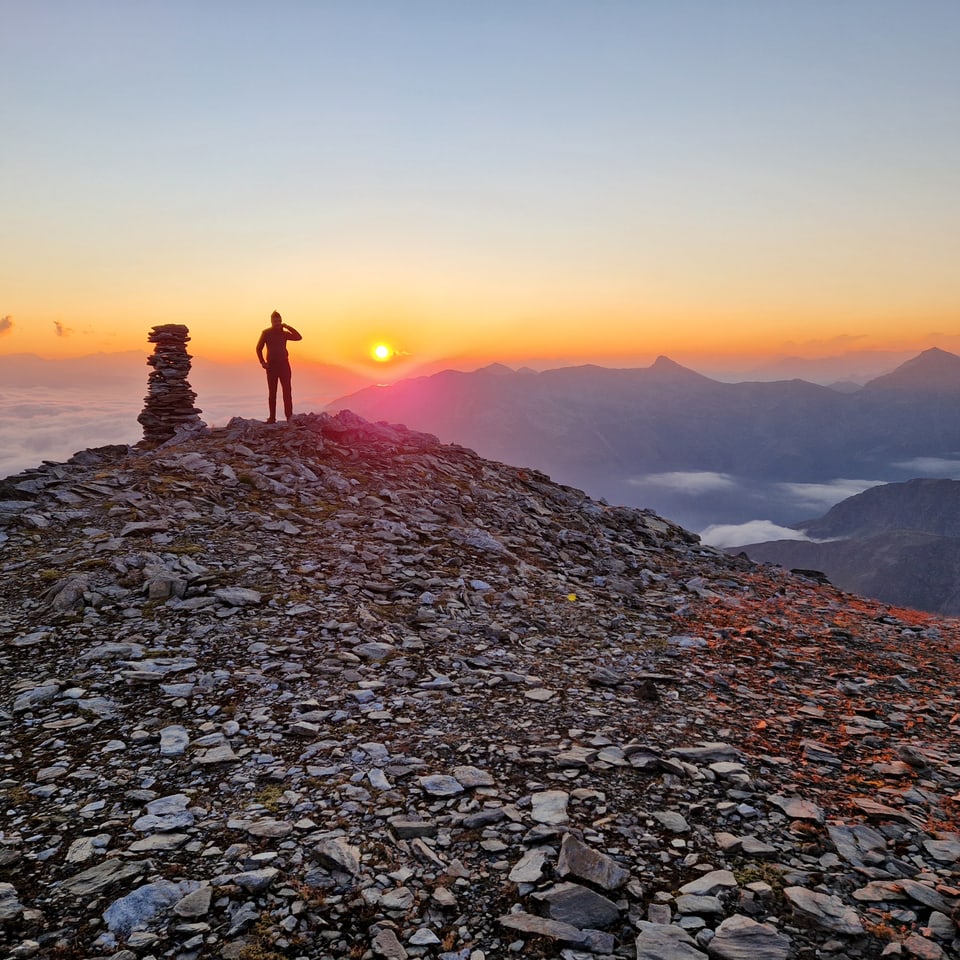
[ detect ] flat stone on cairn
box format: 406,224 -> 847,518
137,324 -> 204,445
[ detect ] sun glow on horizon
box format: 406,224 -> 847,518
371,343 -> 394,362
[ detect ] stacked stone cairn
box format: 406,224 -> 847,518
137,323 -> 204,445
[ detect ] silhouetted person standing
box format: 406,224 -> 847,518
256,310 -> 302,422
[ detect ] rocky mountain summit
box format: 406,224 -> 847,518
1,412 -> 958,960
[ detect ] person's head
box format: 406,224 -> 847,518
270,310 -> 282,328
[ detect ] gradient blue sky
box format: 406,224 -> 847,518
3,0 -> 959,372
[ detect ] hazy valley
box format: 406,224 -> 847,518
326,348 -> 960,535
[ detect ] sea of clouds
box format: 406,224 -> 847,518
626,470 -> 960,549
0,382 -> 269,481
626,471 -> 896,548
698,478 -> 891,549
1,387 -> 141,479
0,351 -> 375,482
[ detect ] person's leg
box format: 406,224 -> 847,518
280,366 -> 293,420
267,368 -> 279,422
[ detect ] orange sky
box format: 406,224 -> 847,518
4,291 -> 958,379
2,4 -> 959,376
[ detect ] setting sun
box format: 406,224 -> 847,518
372,343 -> 393,362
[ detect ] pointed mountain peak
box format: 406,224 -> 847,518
476,362 -> 516,376
648,355 -> 716,382
650,355 -> 687,370
862,347 -> 960,394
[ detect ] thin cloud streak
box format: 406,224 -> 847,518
776,479 -> 885,513
894,457 -> 960,477
700,520 -> 813,550
629,471 -> 737,495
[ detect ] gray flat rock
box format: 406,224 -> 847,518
531,789 -> 570,824
784,886 -> 863,934
159,725 -> 190,755
768,794 -> 825,823
533,880 -> 620,928
0,883 -> 24,922
173,885 -> 212,918
213,586 -> 262,606
556,832 -> 630,891
509,848 -> 548,884
313,837 -> 361,876
498,911 -> 590,947
371,927 -> 408,959
707,914 -> 792,959
634,922 -> 706,960
58,859 -> 149,898
129,832 -> 190,852
679,870 -> 738,897
676,894 -> 723,916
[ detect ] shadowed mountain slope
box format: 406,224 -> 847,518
802,478 -> 960,539
858,347 -> 960,396
738,529 -> 960,616
329,360 -> 846,481
737,478 -> 960,615
327,350 -> 960,527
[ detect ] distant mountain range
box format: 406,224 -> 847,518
0,351 -> 370,404
736,478 -> 960,615
327,347 -> 960,529
712,348 -> 922,386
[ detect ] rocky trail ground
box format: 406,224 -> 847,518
0,412 -> 958,960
